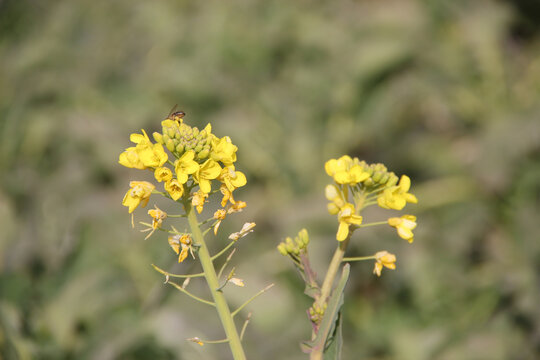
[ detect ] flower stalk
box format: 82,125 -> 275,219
184,199 -> 247,360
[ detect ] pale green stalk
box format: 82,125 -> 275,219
183,199 -> 247,360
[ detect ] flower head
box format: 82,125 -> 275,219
119,130 -> 168,169
154,167 -> 173,183
377,175 -> 418,210
213,209 -> 227,235
218,166 -> 247,193
388,215 -> 416,243
165,179 -> 184,201
373,251 -> 396,276
336,203 -> 363,241
174,150 -> 199,184
122,181 -> 155,213
211,136 -> 238,166
193,159 -> 221,193
192,190 -> 208,214
148,206 -> 167,229
325,155 -> 370,185
168,234 -> 193,263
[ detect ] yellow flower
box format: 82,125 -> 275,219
218,166 -> 247,192
192,190 -> 208,214
373,251 -> 396,277
154,167 -> 173,183
325,155 -> 370,185
165,179 -> 184,201
119,130 -> 168,169
118,147 -> 145,169
148,206 -> 167,229
336,203 -> 363,241
211,136 -> 238,166
377,175 -> 418,210
220,184 -> 235,207
168,234 -> 193,263
122,181 -> 155,213
388,215 -> 416,243
213,209 -> 227,235
174,150 -> 199,184
193,159 -> 221,193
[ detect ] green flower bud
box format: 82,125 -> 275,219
166,139 -> 175,152
277,243 -> 288,256
194,144 -> 203,153
176,143 -> 185,154
386,174 -> 398,187
372,171 -> 382,183
192,127 -> 199,137
299,228 -> 309,246
162,134 -> 170,143
364,178 -> 374,187
380,173 -> 389,184
167,128 -> 176,139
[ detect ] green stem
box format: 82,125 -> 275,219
342,255 -> 375,262
359,221 -> 388,228
184,200 -> 247,360
312,235 -> 350,342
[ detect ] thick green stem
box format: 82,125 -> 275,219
184,200 -> 247,360
311,234 -> 350,350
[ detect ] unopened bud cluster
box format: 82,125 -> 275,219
355,161 -> 399,189
277,228 -> 309,256
153,119 -> 212,160
308,302 -> 327,323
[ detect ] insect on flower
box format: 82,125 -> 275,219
167,104 -> 186,122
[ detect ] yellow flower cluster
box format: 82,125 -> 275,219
119,112 -> 247,214
324,155 -> 418,242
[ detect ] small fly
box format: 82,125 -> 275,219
167,104 -> 185,122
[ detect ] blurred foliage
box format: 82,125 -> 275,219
1,0 -> 539,359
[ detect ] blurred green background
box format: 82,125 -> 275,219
1,0 -> 539,359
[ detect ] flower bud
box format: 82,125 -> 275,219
372,171 -> 382,183
325,184 -> 339,201
327,203 -> 339,215
277,243 -> 288,256
386,174 -> 398,187
167,128 -> 176,139
153,132 -> 163,144
194,144 -> 203,153
197,148 -> 210,159
162,134 -> 170,143
166,139 -> 175,152
299,228 -> 309,246
193,127 -> 199,137
176,143 -> 184,154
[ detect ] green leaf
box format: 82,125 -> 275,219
302,263 -> 350,357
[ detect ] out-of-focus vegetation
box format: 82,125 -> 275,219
1,0 -> 539,359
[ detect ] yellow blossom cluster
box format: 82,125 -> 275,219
324,155 -> 418,243
120,113 -> 247,215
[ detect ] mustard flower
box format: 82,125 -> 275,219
148,206 -> 167,229
336,203 -> 363,241
213,209 -> 227,235
193,159 -> 221,193
325,155 -> 370,185
218,166 -> 247,192
174,150 -> 199,184
377,175 -> 418,210
119,130 -> 168,169
168,234 -> 193,263
154,167 -> 173,183
192,190 -> 208,214
388,215 -> 416,243
373,251 -> 396,276
220,184 -> 235,207
211,136 -> 238,166
122,181 -> 155,213
165,179 -> 184,201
